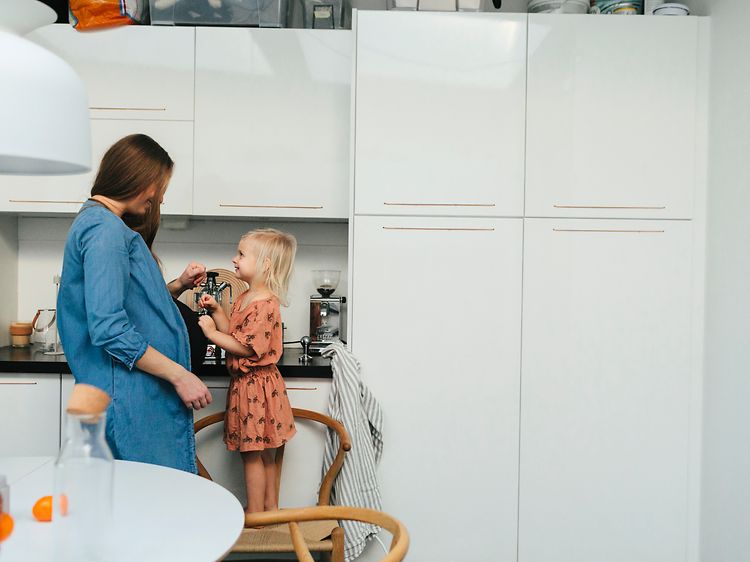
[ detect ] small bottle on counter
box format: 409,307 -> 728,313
0,474 -> 9,515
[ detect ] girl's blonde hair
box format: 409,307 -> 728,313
242,228 -> 297,306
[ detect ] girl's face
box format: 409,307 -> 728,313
233,239 -> 261,285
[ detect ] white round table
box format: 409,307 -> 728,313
0,457 -> 244,562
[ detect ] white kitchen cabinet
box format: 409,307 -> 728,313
0,374 -> 60,457
350,216 -> 522,561
194,29 -> 351,219
354,12 -> 526,218
29,25 -> 195,121
0,120 -> 194,215
194,377 -> 331,508
519,218 -> 694,562
525,15 -> 698,219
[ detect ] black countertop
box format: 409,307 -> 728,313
0,345 -> 332,379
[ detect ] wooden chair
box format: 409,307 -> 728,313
244,506 -> 410,562
194,408 -> 352,561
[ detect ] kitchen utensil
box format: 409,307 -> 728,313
589,0 -> 642,13
644,0 -> 664,14
310,295 -> 347,352
181,268 -> 248,319
299,335 -> 312,364
528,0 -> 589,13
54,384 -> 114,562
9,322 -> 32,348
653,2 -> 688,15
312,269 -> 341,298
31,309 -> 57,353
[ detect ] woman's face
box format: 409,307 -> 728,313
124,182 -> 165,216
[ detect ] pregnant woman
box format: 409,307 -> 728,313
58,134 -> 212,473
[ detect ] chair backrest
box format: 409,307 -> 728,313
194,408 -> 352,507
243,506 -> 409,562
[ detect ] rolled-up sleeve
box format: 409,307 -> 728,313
80,222 -> 148,369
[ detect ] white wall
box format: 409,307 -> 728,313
0,216 -> 19,348
17,216 -> 348,346
701,0 -> 750,560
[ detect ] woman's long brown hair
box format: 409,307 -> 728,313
92,134 -> 173,258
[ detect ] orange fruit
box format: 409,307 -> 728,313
0,513 -> 14,541
32,496 -> 53,522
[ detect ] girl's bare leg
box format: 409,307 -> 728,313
241,451 -> 265,514
261,448 -> 278,511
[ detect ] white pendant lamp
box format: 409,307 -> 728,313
0,0 -> 91,175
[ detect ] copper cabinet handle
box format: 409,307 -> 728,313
0,381 -> 38,385
286,387 -> 318,391
383,227 -> 495,232
89,106 -> 167,112
384,202 -> 496,208
553,204 -> 667,210
553,228 -> 665,234
9,199 -> 85,204
219,204 -> 324,210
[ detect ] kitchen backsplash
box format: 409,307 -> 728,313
17,216 -> 348,347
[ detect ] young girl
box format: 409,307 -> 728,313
197,228 -> 297,514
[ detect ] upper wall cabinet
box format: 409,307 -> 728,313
29,25 -> 195,121
194,29 -> 352,219
354,12 -> 526,217
0,120 -> 194,215
525,15 -> 699,219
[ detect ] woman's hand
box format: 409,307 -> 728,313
179,262 -> 207,292
173,368 -> 213,410
198,294 -> 219,313
198,315 -> 217,338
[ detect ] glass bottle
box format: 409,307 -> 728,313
53,411 -> 114,562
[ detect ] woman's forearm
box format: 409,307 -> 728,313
167,278 -> 186,298
136,346 -> 187,383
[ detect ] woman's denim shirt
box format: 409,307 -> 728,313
58,201 -> 196,473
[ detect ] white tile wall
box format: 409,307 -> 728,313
17,216 -> 348,344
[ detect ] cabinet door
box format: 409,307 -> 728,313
351,217 -> 522,561
29,25 -> 195,121
194,377 -> 332,507
354,12 -> 526,217
526,15 -> 698,219
194,29 -> 351,219
280,380 -> 331,508
0,374 -> 60,457
0,120 -> 194,215
519,219 -> 693,562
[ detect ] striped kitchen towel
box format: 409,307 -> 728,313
321,342 -> 384,562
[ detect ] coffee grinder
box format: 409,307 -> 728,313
309,270 -> 346,354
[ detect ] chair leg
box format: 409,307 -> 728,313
330,526 -> 345,562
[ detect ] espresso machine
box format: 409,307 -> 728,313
309,270 -> 346,354
195,271 -> 231,361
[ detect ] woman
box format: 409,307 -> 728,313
57,134 -> 212,473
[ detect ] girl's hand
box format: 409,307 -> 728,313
198,315 -> 217,337
198,294 -> 219,313
179,262 -> 207,292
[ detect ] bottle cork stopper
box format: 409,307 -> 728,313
66,384 -> 111,416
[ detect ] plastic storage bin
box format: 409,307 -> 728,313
149,0 -> 289,27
